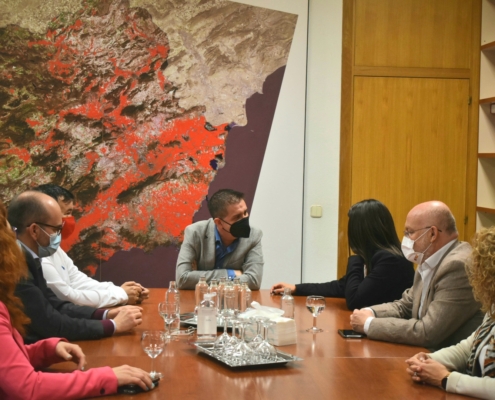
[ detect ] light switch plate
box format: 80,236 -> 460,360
310,205 -> 322,218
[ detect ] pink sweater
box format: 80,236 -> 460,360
0,302 -> 118,399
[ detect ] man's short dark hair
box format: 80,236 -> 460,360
32,184 -> 75,203
8,192 -> 51,234
207,189 -> 245,219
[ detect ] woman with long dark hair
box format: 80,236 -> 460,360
271,199 -> 414,310
0,200 -> 154,399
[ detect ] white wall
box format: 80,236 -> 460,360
240,0 -> 342,289
302,0 -> 342,285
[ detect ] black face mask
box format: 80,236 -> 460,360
221,216 -> 251,238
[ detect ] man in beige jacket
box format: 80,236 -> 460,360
350,201 -> 483,350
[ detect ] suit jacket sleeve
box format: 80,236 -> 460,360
368,254 -> 480,348
15,277 -> 107,343
0,304 -> 118,399
235,231 -> 263,290
42,249 -> 128,308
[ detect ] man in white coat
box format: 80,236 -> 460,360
34,184 -> 149,307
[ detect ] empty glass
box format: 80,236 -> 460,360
141,330 -> 165,379
306,295 -> 326,333
249,316 -> 268,350
231,319 -> 255,365
158,302 -> 180,339
256,319 -> 277,362
214,308 -> 234,354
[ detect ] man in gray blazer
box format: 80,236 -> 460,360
350,201 -> 483,350
176,189 -> 263,290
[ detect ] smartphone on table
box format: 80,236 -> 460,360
117,376 -> 160,395
338,329 -> 366,339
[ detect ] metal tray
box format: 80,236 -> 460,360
181,315 -> 230,329
194,342 -> 302,368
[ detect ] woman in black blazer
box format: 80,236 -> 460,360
271,199 -> 414,310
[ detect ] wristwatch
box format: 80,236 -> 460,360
441,372 -> 451,390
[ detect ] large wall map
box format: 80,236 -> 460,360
0,0 -> 297,286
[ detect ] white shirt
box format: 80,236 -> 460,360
417,239 -> 456,317
363,239 -> 457,334
41,247 -> 128,308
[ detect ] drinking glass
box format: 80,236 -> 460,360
256,319 -> 277,363
141,330 -> 165,379
214,308 -> 234,354
249,316 -> 267,350
306,295 -> 326,333
231,319 -> 255,365
158,302 -> 180,339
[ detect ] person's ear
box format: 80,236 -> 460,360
25,223 -> 39,241
430,226 -> 439,241
213,218 -> 222,228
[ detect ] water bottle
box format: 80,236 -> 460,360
218,277 -> 226,312
197,293 -> 217,341
195,276 -> 208,317
232,277 -> 241,311
224,280 -> 236,312
281,287 -> 295,319
165,281 -> 180,333
208,279 -> 219,312
243,283 -> 252,311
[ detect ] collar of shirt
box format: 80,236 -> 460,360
418,238 -> 457,273
18,240 -> 39,260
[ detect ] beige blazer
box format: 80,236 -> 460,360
176,219 -> 263,290
369,241 -> 483,350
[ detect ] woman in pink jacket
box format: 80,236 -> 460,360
0,200 -> 154,399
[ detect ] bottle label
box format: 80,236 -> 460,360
198,308 -> 217,335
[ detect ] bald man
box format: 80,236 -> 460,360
8,191 -> 143,343
350,201 -> 483,350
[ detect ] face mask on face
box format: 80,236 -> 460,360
401,228 -> 432,265
36,226 -> 62,258
221,216 -> 251,238
62,216 -> 76,240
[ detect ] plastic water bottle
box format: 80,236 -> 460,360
165,281 -> 180,333
281,287 -> 295,319
197,293 -> 217,341
195,276 -> 208,317
218,277 -> 226,312
232,277 -> 241,311
239,283 -> 251,312
208,279 -> 219,312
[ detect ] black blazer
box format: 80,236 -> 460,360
15,245 -> 108,343
295,250 -> 414,310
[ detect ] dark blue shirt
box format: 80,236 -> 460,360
214,226 -> 238,279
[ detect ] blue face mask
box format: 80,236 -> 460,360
36,226 -> 62,258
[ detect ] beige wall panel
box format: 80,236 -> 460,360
355,0 -> 473,69
351,77 -> 469,238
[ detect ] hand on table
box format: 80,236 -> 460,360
121,282 -> 143,305
405,353 -> 449,387
350,309 -> 374,333
270,282 -> 296,295
55,341 -> 86,370
113,365 -> 154,391
109,306 -> 143,333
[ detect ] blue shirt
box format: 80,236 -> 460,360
214,226 -> 239,280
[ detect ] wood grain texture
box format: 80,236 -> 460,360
49,289 -> 477,400
351,77 -> 470,239
354,0 -> 474,69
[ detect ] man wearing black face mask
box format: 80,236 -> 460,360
8,191 -> 143,343
176,189 -> 264,290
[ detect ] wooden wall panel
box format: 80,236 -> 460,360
351,77 -> 470,239
355,0 -> 473,69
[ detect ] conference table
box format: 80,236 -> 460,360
56,289 -> 476,399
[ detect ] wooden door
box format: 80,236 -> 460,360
351,76 -> 470,241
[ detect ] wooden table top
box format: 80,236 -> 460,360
53,289 -> 475,399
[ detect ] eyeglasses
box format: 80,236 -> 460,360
29,221 -> 65,236
403,226 -> 442,238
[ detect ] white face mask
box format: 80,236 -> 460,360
401,228 -> 432,265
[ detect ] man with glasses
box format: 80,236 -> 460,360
350,201 -> 483,350
176,189 -> 263,290
8,191 -> 143,343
